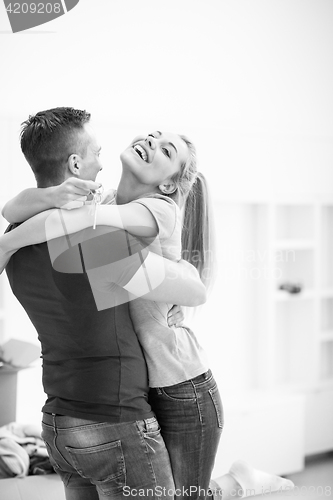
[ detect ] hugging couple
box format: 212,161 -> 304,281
0,107 -> 293,499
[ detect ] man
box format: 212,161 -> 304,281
3,107 -> 206,499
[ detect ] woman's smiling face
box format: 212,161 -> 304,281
120,131 -> 189,188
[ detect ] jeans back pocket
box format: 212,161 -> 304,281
66,440 -> 126,494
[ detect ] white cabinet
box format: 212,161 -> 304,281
213,392 -> 306,477
208,197 -> 333,475
255,199 -> 333,455
320,206 -> 333,383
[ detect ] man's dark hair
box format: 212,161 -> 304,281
20,107 -> 91,187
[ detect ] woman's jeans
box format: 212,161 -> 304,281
42,413 -> 175,500
149,370 -> 224,500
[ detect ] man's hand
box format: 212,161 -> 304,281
167,305 -> 185,328
52,178 -> 102,210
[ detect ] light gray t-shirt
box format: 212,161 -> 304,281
106,190 -> 208,387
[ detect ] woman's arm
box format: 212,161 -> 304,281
1,188 -> 55,223
0,209 -> 206,307
1,178 -> 101,223
0,202 -> 158,256
140,257 -> 207,306
1,229 -> 206,308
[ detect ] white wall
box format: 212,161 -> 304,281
0,0 -> 333,432
1,0 -> 333,202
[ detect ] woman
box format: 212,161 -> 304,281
0,131 -> 293,499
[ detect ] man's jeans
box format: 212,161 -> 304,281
42,413 -> 175,500
149,370 -> 224,500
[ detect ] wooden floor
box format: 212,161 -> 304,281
285,452 -> 333,500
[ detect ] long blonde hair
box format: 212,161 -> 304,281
167,135 -> 216,293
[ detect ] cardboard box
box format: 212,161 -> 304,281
0,339 -> 40,426
0,338 -> 41,369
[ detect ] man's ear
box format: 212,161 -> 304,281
68,154 -> 81,176
158,180 -> 177,195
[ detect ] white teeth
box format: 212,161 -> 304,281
134,144 -> 148,162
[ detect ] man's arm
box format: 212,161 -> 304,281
1,178 -> 101,223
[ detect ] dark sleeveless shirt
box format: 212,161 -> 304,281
5,225 -> 153,423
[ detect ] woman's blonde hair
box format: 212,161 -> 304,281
167,135 -> 216,293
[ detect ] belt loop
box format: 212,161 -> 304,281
52,413 -> 56,428
156,388 -> 162,395
145,418 -> 155,432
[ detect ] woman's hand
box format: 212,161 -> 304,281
167,305 -> 185,328
2,178 -> 103,223
52,178 -> 102,210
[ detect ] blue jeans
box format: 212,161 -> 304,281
149,370 -> 224,500
42,413 -> 175,500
